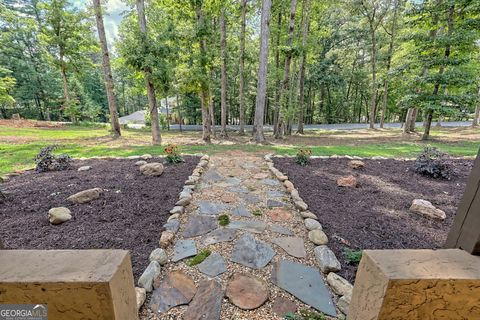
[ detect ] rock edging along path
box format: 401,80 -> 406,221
137,151 -> 352,319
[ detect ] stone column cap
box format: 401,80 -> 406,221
0,249 -> 131,283
364,249 -> 480,280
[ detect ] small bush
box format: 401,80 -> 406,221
218,214 -> 230,226
343,248 -> 363,265
34,145 -> 72,173
186,249 -> 211,266
164,144 -> 184,164
414,146 -> 454,180
295,148 -> 312,166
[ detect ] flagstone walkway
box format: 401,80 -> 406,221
142,151 -> 341,319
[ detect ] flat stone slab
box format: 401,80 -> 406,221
267,190 -> 286,198
228,186 -> 249,194
150,271 -> 197,313
224,177 -> 241,186
163,219 -> 180,233
197,253 -> 227,277
227,220 -> 267,234
272,237 -> 307,258
203,170 -> 224,182
263,179 -> 281,186
231,205 -> 252,217
226,273 -> 269,310
172,240 -> 197,262
202,228 -> 237,246
269,224 -> 293,235
197,200 -> 230,215
266,208 -> 292,221
272,297 -> 298,317
239,193 -> 262,204
230,233 -> 275,269
182,215 -> 218,238
183,279 -> 223,320
271,260 -> 336,317
267,199 -> 286,208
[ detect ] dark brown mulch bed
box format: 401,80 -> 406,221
274,157 -> 473,283
0,157 -> 198,280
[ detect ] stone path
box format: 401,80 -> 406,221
141,151 -> 343,319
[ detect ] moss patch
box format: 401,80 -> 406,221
186,249 -> 211,266
218,214 -> 230,226
252,209 -> 262,216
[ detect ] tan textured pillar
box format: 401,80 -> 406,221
0,250 -> 138,320
348,249 -> 480,320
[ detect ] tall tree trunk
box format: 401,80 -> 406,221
380,0 -> 399,129
274,0 -> 298,139
194,2 -> 211,143
272,11 -> 282,130
136,0 -> 161,145
176,94 -> 183,132
93,0 -> 121,137
368,23 -> 377,129
219,6 -> 228,137
403,108 -> 413,134
59,50 -> 69,122
422,4 -> 454,140
296,0 -> 312,134
165,97 -> 170,130
473,88 -> 480,127
410,108 -> 417,132
238,0 -> 247,135
253,0 -> 272,143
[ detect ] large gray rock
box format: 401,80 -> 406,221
172,239 -> 197,262
77,166 -> 91,171
197,201 -> 230,215
140,162 -> 164,176
230,233 -> 275,269
305,218 -> 322,231
149,248 -> 168,265
271,260 -> 336,317
231,205 -> 251,217
48,207 -> 72,225
314,245 -> 341,273
163,219 -> 180,233
182,215 -> 218,238
269,224 -> 293,235
138,261 -> 161,292
197,253 -> 227,277
67,188 -> 103,204
410,199 -> 446,220
183,279 -> 223,320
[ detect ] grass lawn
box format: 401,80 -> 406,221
0,122 -> 478,174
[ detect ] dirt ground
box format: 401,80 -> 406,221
274,157 -> 474,283
0,157 -> 198,280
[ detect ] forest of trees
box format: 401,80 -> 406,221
1,0 -> 479,142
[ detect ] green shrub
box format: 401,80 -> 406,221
343,248 -> 363,264
295,148 -> 312,166
218,214 -> 230,226
284,309 -> 326,320
186,250 -> 211,266
414,146 -> 453,180
34,145 -> 72,173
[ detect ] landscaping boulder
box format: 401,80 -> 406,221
67,188 -> 103,204
337,291 -> 352,315
135,160 -> 147,166
138,261 -> 161,292
305,218 -> 322,231
48,207 -> 72,225
135,287 -> 146,311
159,231 -> 175,248
308,229 -> 328,245
314,246 -> 341,273
149,248 -> 168,265
349,160 -> 365,170
141,154 -> 153,160
77,166 -> 91,172
140,162 -> 164,177
410,199 -> 446,220
326,272 -> 353,296
337,175 -> 358,188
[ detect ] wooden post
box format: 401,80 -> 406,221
445,148 -> 480,254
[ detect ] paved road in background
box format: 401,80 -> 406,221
127,121 -> 472,131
